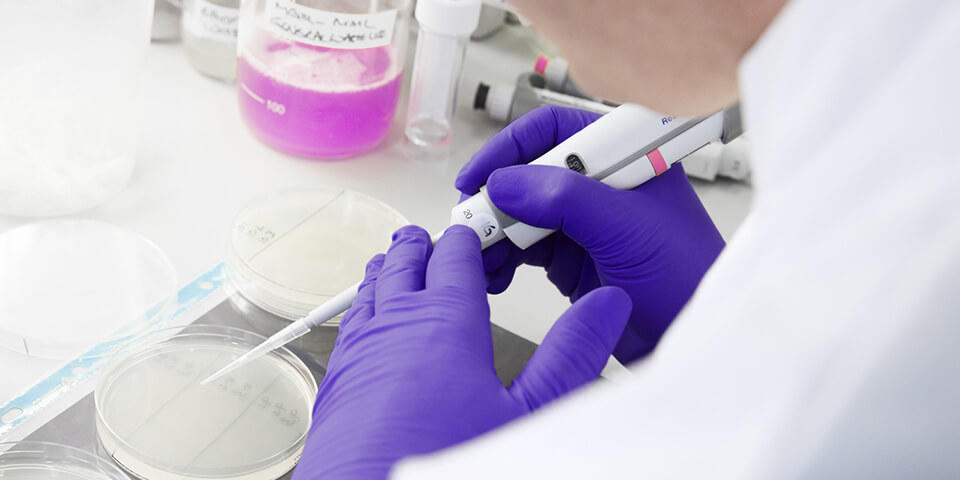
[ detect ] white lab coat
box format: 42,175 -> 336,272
393,0 -> 960,477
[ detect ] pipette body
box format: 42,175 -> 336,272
201,103 -> 743,385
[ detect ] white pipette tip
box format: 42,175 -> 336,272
199,280 -> 364,386
200,320 -> 310,385
201,233 -> 448,386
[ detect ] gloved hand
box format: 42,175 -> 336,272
456,105 -> 725,363
292,225 -> 631,480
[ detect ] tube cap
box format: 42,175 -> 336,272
534,55 -> 549,75
485,83 -> 515,122
415,0 -> 482,37
544,56 -> 570,91
474,83 -> 490,110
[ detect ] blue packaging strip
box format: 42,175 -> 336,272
0,263 -> 227,437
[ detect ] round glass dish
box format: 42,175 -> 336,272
95,325 -> 318,480
0,441 -> 129,480
226,188 -> 408,322
0,220 -> 177,360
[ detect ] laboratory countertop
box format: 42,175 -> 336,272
0,25 -> 753,360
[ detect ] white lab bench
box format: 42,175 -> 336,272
0,25 -> 752,400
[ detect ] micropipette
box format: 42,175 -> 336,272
201,103 -> 744,385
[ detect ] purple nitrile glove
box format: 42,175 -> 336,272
292,225 -> 631,480
456,105 -> 725,363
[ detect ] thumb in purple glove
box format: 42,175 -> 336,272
456,105 -> 724,363
486,164 -> 724,362
292,225 -> 631,480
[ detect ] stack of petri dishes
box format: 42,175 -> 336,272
0,220 -> 177,360
0,441 -> 130,480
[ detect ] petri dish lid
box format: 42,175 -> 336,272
0,220 -> 177,359
0,441 -> 130,480
226,188 -> 408,321
94,325 -> 318,480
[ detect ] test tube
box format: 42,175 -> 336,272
474,73 -> 615,124
533,55 -> 618,106
534,56 -> 587,99
405,0 -> 482,147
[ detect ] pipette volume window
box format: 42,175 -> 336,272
226,188 -> 408,321
95,325 -> 318,480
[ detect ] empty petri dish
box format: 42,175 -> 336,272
226,188 -> 408,321
0,220 -> 177,359
95,325 -> 318,480
0,441 -> 129,480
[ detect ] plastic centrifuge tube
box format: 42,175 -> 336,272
474,73 -> 615,124
404,0 -> 482,147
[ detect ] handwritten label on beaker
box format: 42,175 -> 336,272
184,0 -> 239,43
265,0 -> 397,50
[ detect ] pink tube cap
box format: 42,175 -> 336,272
534,55 -> 549,75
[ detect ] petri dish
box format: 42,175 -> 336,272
0,220 -> 177,359
0,441 -> 129,480
226,188 -> 408,321
95,325 -> 318,480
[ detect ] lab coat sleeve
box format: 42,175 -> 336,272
391,0 -> 960,477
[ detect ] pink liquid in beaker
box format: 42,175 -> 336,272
237,39 -> 402,158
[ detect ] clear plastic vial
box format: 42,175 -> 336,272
404,0 -> 482,147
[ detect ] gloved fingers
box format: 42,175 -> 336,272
375,226 -> 433,307
516,235 -> 554,268
356,254 -> 384,306
612,323 -> 660,364
455,106 -> 601,195
482,241 -> 512,274
507,286 -> 631,411
486,242 -> 528,293
634,161 -> 690,200
486,165 -> 640,254
569,256 -> 601,303
425,225 -> 485,295
488,234 -> 554,271
484,235 -> 556,294
544,234 -> 588,297
338,254 -> 383,337
485,269 -> 515,294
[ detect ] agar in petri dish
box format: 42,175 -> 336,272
0,220 -> 177,359
0,441 -> 130,480
95,325 -> 317,480
226,188 -> 408,321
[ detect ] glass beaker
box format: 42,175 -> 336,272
0,0 -> 154,217
182,0 -> 241,82
237,0 -> 412,159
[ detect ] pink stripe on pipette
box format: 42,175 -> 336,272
648,148 -> 668,175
